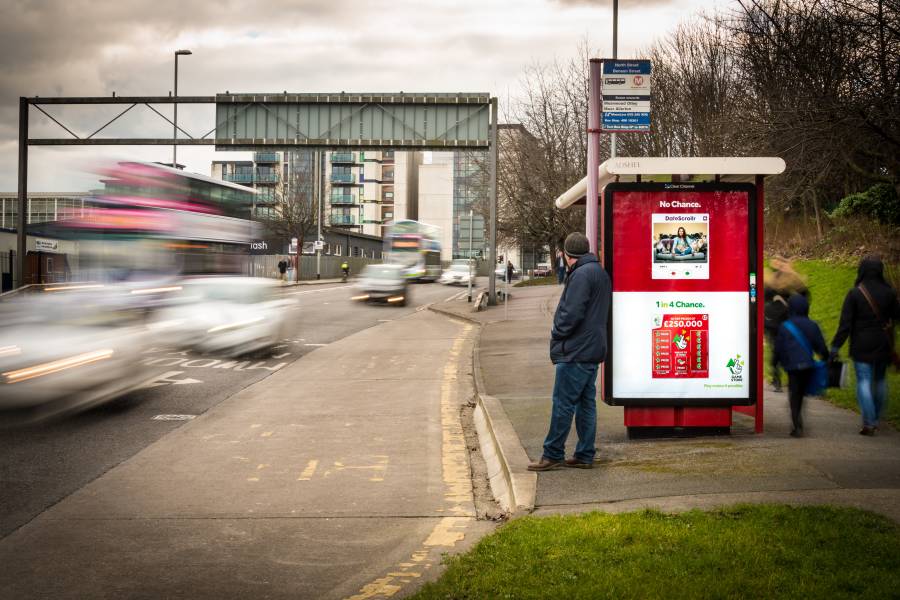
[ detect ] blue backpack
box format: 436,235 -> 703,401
783,321 -> 828,396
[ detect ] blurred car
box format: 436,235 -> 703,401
533,263 -> 552,277
352,264 -> 410,306
0,287 -> 155,418
150,277 -> 295,356
439,259 -> 474,286
494,265 -> 521,280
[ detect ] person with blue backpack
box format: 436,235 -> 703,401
774,294 -> 829,437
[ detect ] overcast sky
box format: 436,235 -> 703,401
2,0 -> 724,192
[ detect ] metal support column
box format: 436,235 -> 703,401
316,150 -> 322,279
468,209 -> 474,302
16,97 -> 28,288
586,60 -> 602,255
610,0 -> 619,159
488,97 -> 499,305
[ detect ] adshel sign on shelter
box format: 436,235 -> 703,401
600,59 -> 651,132
603,182 -> 758,412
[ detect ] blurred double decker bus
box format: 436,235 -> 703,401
384,219 -> 441,282
60,161 -> 260,278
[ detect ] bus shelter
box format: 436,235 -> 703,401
555,157 -> 785,434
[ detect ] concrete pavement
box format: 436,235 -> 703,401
433,284 -> 900,523
0,308 -> 494,599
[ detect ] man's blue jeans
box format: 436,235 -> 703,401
542,362 -> 598,462
854,361 -> 888,427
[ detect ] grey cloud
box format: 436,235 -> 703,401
0,0 -> 699,190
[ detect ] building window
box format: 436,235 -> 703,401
335,245 -> 342,256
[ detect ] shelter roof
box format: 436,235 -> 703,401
555,157 -> 786,209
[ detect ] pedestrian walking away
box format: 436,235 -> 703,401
774,294 -> 829,437
764,289 -> 789,391
830,255 -> 900,435
555,249 -> 566,285
277,259 -> 287,283
529,232 -> 611,471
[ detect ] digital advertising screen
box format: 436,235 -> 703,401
603,183 -> 758,406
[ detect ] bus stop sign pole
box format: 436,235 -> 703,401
488,98 -> 499,305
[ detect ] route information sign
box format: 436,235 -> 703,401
600,59 -> 651,132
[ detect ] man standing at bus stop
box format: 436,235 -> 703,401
529,232 -> 611,471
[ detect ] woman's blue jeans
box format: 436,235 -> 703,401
854,361 -> 888,427
542,362 -> 598,462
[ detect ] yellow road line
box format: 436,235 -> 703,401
345,322 -> 476,600
297,459 -> 319,481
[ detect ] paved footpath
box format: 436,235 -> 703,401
435,284 -> 900,523
0,309 -> 493,600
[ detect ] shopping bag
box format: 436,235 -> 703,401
827,358 -> 847,389
806,360 -> 828,396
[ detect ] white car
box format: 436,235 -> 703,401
352,264 -> 410,306
0,288 -> 155,418
151,277 -> 295,356
439,260 -> 474,286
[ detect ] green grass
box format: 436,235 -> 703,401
413,505 -> 900,600
771,260 -> 899,428
514,276 -> 558,287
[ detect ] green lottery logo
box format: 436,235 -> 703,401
726,355 -> 744,376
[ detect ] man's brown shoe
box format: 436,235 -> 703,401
527,457 -> 563,471
564,458 -> 593,469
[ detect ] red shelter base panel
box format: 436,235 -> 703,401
624,406 -> 733,428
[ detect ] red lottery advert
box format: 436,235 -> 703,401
651,313 -> 709,379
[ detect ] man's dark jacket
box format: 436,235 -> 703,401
550,253 -> 611,364
831,257 -> 900,363
775,294 -> 828,371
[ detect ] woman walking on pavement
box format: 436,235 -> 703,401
774,294 -> 829,437
830,255 -> 900,435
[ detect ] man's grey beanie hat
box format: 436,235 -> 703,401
564,232 -> 590,258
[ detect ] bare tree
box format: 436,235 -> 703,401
261,151 -> 318,282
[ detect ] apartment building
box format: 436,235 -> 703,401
212,151 -> 316,219
211,147 -> 489,263
324,150 -> 422,237
414,151 -> 488,263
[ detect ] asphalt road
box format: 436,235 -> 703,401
0,279 -> 481,540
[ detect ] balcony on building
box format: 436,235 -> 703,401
254,152 -> 280,163
331,172 -> 356,184
330,152 -> 355,163
255,169 -> 279,184
382,150 -> 395,164
331,214 -> 356,226
224,172 -> 253,184
330,194 -> 356,205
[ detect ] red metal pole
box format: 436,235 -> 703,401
755,175 -> 765,433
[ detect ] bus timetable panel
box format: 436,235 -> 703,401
603,182 -> 758,407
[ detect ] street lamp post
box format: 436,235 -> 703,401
173,49 -> 192,168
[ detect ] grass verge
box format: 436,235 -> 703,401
769,260 -> 899,428
413,505 -> 900,600
514,276 -> 558,287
